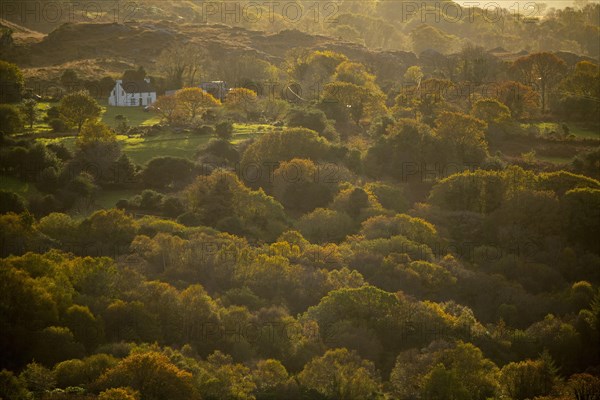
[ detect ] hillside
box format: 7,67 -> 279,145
12,20 -> 418,84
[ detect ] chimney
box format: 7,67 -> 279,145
116,79 -> 123,84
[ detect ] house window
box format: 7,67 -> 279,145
130,98 -> 136,106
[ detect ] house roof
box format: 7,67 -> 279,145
121,80 -> 156,94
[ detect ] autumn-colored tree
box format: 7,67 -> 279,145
175,87 -> 220,121
494,81 -> 539,119
511,52 -> 567,112
298,348 -> 381,400
225,87 -> 259,119
567,373 -> 600,400
472,98 -> 512,124
152,95 -> 181,124
95,352 -> 199,400
76,120 -> 117,148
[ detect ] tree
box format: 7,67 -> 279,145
459,43 -> 500,84
61,69 -> 79,90
0,60 -> 24,103
19,362 -> 56,397
321,81 -> 386,126
240,127 -> 330,187
567,373 -> 600,400
175,88 -> 220,121
253,359 -> 289,394
285,106 -> 329,135
0,264 -> 58,368
410,24 -> 458,54
500,357 -> 557,400
286,49 -> 348,100
179,285 -> 220,355
472,98 -> 511,124
272,158 -> 335,213
122,66 -> 147,82
334,61 -> 379,90
495,81 -> 539,119
557,61 -> 600,122
298,348 -> 381,400
54,354 -> 117,389
404,66 -> 424,87
511,52 -> 567,112
71,120 -> 121,185
141,157 -> 196,191
363,118 -> 439,181
331,186 -> 373,220
364,182 -> 409,213
103,300 -> 160,342
58,91 -> 102,133
561,188 -> 600,251
85,209 -> 137,252
95,352 -> 198,400
0,369 -> 30,400
296,208 -> 354,243
63,304 -> 104,351
98,388 -> 139,400
153,95 -> 181,124
76,120 -> 117,149
185,170 -> 288,240
435,111 -> 488,164
215,121 -> 234,141
20,99 -> 39,129
421,363 -> 470,400
0,104 -> 22,134
157,44 -> 208,88
0,190 -> 27,214
432,342 -> 499,400
31,326 -> 85,366
224,88 -> 259,120
572,147 -> 600,180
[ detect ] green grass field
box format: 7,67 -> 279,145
0,176 -> 40,197
101,102 -> 161,128
94,189 -> 140,209
35,123 -> 267,165
535,154 -> 572,165
28,104 -> 268,165
524,122 -> 600,139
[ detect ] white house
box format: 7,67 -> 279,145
108,78 -> 157,107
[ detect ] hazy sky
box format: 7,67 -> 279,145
455,0 -> 598,9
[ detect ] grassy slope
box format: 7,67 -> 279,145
3,105 -> 269,211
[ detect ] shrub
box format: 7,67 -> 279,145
215,121 -> 234,140
194,125 -> 215,135
49,118 -> 68,133
0,104 -> 23,134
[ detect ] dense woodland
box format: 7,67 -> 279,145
1,1 -> 600,399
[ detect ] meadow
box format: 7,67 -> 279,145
3,103 -> 271,211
